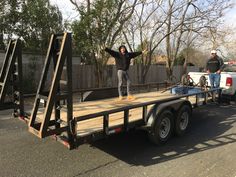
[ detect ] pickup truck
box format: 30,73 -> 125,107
188,64 -> 236,99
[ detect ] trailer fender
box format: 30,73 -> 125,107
146,99 -> 192,144
146,99 -> 192,128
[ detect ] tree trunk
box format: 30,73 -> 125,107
183,58 -> 187,76
95,64 -> 104,88
166,59 -> 174,83
0,33 -> 4,50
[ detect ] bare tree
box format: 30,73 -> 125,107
70,0 -> 139,87
122,0 -> 171,83
163,0 -> 233,80
70,0 -> 233,85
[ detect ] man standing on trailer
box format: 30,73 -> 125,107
105,45 -> 147,101
206,50 -> 224,89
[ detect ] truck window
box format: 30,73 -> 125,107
223,64 -> 236,72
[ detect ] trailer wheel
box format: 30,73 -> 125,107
175,104 -> 191,136
148,110 -> 174,145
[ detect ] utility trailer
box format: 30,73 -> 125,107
25,32 -> 221,149
0,33 -> 221,149
29,88 -> 221,149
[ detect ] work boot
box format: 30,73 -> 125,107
127,95 -> 135,100
117,96 -> 124,101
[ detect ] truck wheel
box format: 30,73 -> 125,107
148,110 -> 174,145
175,104 -> 192,136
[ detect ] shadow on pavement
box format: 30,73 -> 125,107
90,103 -> 236,166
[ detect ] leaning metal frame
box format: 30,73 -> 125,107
28,32 -> 75,148
0,39 -> 24,117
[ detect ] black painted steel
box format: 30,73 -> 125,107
28,33 -> 74,148
0,39 -> 24,117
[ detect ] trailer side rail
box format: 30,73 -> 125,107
61,88 -> 221,149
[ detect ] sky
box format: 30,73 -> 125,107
49,0 -> 236,57
50,0 -> 78,21
223,1 -> 236,28
50,0 -> 236,25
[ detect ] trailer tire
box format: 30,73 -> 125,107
148,110 -> 174,145
175,104 -> 191,136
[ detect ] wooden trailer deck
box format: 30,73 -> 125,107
72,91 -> 174,136
35,90 -> 206,136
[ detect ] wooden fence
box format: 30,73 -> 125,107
1,58 -> 199,93
72,65 -> 199,89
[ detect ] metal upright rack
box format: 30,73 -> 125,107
0,39 -> 24,117
28,33 -> 74,147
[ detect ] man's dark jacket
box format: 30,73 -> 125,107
105,48 -> 142,71
206,56 -> 224,73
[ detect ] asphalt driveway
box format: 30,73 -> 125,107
0,103 -> 235,177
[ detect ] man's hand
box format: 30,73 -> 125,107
216,70 -> 221,74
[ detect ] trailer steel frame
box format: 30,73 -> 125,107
68,88 -> 221,148
26,32 -> 222,149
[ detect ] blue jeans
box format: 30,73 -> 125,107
117,70 -> 131,97
209,73 -> 221,88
